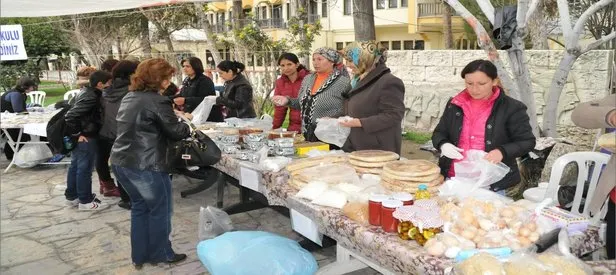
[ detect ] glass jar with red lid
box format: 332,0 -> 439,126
368,194 -> 389,226
381,199 -> 403,233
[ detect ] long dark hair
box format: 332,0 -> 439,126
461,60 -> 498,79
111,60 -> 139,80
277,52 -> 307,72
217,60 -> 246,75
14,77 -> 36,92
183,57 -> 205,76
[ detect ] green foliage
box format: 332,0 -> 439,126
287,9 -> 322,58
403,131 -> 432,144
0,61 -> 41,91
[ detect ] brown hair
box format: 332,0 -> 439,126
129,58 -> 176,92
76,66 -> 97,87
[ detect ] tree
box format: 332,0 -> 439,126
575,0 -> 615,48
527,0 -> 559,49
194,3 -> 223,66
443,2 -> 455,48
287,1 -> 322,64
353,0 -> 376,40
138,14 -> 152,59
542,0 -> 615,137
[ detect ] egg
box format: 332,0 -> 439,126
426,241 -> 446,256
519,228 -> 531,237
461,229 -> 476,240
477,229 -> 486,236
478,241 -> 491,249
496,219 -> 507,229
526,222 -> 537,232
472,235 -> 482,244
529,232 -> 540,242
450,227 -> 461,235
518,236 -> 531,246
462,213 -> 475,224
471,219 -> 480,228
442,234 -> 460,247
445,247 -> 461,259
500,208 -> 514,218
510,242 -> 522,250
479,219 -> 495,231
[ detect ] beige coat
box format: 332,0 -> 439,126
571,94 -> 616,215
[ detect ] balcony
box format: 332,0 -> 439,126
417,2 -> 453,17
211,24 -> 230,33
256,18 -> 287,29
307,14 -> 320,24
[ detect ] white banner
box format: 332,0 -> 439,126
1,1 -> 205,18
0,25 -> 27,61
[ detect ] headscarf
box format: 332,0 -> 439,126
313,47 -> 349,78
342,41 -> 386,87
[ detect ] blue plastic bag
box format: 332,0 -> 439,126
197,231 -> 318,275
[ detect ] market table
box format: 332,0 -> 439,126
208,154 -> 613,274
0,110 -> 65,173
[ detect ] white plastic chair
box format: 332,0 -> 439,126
27,91 -> 46,106
523,151 -> 610,222
64,89 -> 80,102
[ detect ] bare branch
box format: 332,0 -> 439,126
517,0 -> 530,30
583,31 -> 616,52
556,0 -> 573,45
572,0 -> 614,34
525,0 -> 541,23
475,0 -> 496,24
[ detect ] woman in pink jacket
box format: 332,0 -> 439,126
272,53 -> 309,133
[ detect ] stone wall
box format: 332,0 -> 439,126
387,50 -> 614,144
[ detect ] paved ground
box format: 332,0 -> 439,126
0,155 -> 382,275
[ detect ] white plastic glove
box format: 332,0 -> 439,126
205,95 -> 218,102
440,143 -> 464,160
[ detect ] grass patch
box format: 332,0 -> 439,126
37,81 -> 70,106
403,131 -> 432,144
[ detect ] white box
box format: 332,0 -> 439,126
291,209 -> 323,246
239,166 -> 261,192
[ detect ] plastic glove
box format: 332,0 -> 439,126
440,143 -> 464,160
205,95 -> 218,101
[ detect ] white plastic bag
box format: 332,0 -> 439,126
14,143 -> 52,168
198,206 -> 234,240
314,117 -> 351,147
191,96 -> 217,125
454,150 -> 510,189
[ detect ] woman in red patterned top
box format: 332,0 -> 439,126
272,53 -> 309,133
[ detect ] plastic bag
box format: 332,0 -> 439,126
14,143 -> 52,168
191,96 -> 217,125
342,202 -> 369,225
439,179 -> 513,203
198,206 -> 233,240
296,181 -> 329,201
296,163 -> 360,185
314,117 -> 351,147
453,150 -> 510,189
197,231 -> 318,275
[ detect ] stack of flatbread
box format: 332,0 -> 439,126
348,150 -> 399,175
380,159 -> 444,194
286,154 -> 348,189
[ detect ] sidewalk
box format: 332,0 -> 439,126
0,157 -> 378,275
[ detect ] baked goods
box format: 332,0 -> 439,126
348,150 -> 399,175
380,160 -> 443,193
286,154 -> 348,172
342,202 -> 369,225
456,253 -> 504,275
598,132 -> 615,152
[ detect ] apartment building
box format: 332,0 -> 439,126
153,0 -> 471,66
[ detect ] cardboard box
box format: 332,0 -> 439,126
295,142 -> 330,157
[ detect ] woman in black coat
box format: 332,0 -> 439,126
432,60 -> 536,193
214,61 -> 256,119
174,57 -> 223,122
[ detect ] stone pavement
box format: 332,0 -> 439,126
0,157 -> 379,275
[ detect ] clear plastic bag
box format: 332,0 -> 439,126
314,117 -> 351,147
198,206 -> 233,240
191,96 -> 217,125
14,143 -> 52,168
296,163 -> 360,185
453,150 -> 510,189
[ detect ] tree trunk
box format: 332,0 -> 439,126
232,0 -> 243,29
139,15 -> 152,59
194,3 -> 222,67
72,17 -> 100,68
528,7 -> 550,49
443,3 -> 454,49
292,0 -> 310,66
161,30 -> 182,84
353,0 -> 376,41
542,51 -> 578,137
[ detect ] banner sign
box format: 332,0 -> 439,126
0,25 -> 28,61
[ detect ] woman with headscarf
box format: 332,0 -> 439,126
339,41 -> 406,154
272,47 -> 351,144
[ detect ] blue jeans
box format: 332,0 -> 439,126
65,138 -> 97,203
112,165 -> 175,264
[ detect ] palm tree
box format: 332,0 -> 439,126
443,1 -> 454,48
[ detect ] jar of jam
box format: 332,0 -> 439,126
368,194 -> 389,226
392,192 -> 414,205
381,199 -> 403,233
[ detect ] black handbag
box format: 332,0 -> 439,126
168,118 -> 221,168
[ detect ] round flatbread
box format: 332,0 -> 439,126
382,169 -> 441,182
354,166 -> 383,175
381,174 -> 444,188
349,159 -> 391,168
349,150 -> 399,163
286,155 -> 348,172
598,132 -> 615,152
381,179 -> 443,195
383,160 -> 440,178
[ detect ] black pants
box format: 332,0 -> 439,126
96,137 -> 129,201
607,199 -> 615,260
3,129 -> 30,160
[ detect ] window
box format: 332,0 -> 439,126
322,0 -> 328,17
414,40 -> 425,50
273,5 -> 281,19
380,41 -> 390,50
261,6 -> 267,19
228,11 -> 233,20
336,42 -> 344,50
377,0 -> 386,9
346,41 -> 353,46
403,40 -> 414,50
389,0 -> 397,8
401,0 -> 408,7
310,1 -> 318,15
286,3 -> 290,19
391,41 -> 401,50
343,0 -> 352,15
247,54 -> 255,67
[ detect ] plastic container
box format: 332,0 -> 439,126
368,194 -> 389,226
381,199 -> 403,233
392,192 -> 414,206
415,184 -> 431,200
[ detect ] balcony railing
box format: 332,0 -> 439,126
307,14 -> 321,24
417,2 -> 454,17
256,18 -> 287,29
